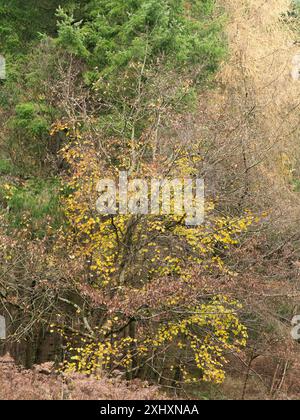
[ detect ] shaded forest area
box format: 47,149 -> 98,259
1,0 -> 300,400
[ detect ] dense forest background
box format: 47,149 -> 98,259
1,0 -> 300,400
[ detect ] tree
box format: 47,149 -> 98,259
46,1 -> 254,386
0,0 -> 85,53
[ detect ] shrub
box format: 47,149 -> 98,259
0,355 -> 164,400
1,178 -> 63,238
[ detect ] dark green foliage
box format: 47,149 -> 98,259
0,157 -> 23,178
57,0 -> 225,144
0,0 -> 85,53
5,102 -> 53,172
57,0 -> 225,76
12,102 -> 49,137
1,178 -> 63,238
0,0 -> 226,231
0,158 -> 14,175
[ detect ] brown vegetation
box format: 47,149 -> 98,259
0,354 -> 164,400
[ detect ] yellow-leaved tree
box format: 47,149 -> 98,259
51,124 -> 254,386
50,0 -> 256,388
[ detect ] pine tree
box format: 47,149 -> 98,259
0,0 -> 84,53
